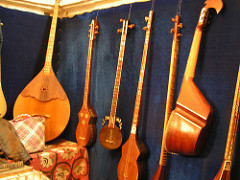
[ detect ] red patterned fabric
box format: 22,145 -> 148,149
29,139 -> 89,180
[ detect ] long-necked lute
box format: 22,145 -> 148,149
13,0 -> 70,142
117,10 -> 153,180
0,21 -> 7,118
99,19 -> 135,150
165,0 -> 223,155
76,20 -> 99,147
214,65 -> 240,180
152,8 -> 182,180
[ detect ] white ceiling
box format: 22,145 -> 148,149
0,0 -> 150,18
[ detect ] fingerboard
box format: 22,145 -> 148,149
131,10 -> 153,134
43,0 -> 60,75
183,7 -> 209,79
83,20 -> 99,106
224,65 -> 240,162
109,19 -> 129,127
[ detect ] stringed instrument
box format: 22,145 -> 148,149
98,19 -> 135,150
0,21 -> 7,118
214,65 -> 240,180
117,10 -> 153,180
165,0 -> 223,155
76,19 -> 99,147
152,3 -> 183,179
13,0 -> 70,142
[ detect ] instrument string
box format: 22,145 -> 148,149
151,0 -> 155,11
95,9 -> 99,20
176,0 -> 183,16
127,4 -> 132,20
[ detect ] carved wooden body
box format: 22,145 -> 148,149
76,105 -> 97,146
165,0 -> 223,155
117,133 -> 148,180
13,0 -> 70,142
13,68 -> 70,142
152,13 -> 182,180
76,20 -> 99,147
165,77 -> 213,155
214,65 -> 240,180
99,19 -> 134,150
214,160 -> 231,180
117,10 -> 153,179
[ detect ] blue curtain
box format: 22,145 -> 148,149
0,0 -> 240,179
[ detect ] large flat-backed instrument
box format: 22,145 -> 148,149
165,0 -> 223,155
13,0 -> 70,142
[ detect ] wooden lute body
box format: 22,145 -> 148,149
214,65 -> 240,180
76,20 -> 99,147
0,22 -> 7,118
165,0 -> 223,155
13,0 -> 70,142
152,12 -> 182,180
99,19 -> 135,150
117,10 -> 153,180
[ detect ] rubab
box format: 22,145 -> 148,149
214,65 -> 240,180
117,9 -> 153,180
0,21 -> 7,118
76,19 -> 99,147
165,0 -> 223,155
152,0 -> 183,179
98,14 -> 135,150
13,0 -> 70,142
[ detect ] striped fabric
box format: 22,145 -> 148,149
10,115 -> 45,153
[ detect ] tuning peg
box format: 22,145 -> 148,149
94,31 -> 99,34
145,16 -> 149,22
120,19 -> 124,23
117,29 -> 122,34
89,24 -> 91,27
128,24 -> 135,29
1,23 -> 3,26
172,17 -> 176,22
143,26 -> 148,30
170,28 -> 174,34
88,30 -> 91,33
178,23 -> 183,28
177,33 -> 183,37
88,35 -> 90,38
95,25 -> 99,30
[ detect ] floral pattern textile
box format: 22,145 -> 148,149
29,139 -> 89,180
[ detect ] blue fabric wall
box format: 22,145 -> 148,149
1,0 -> 240,179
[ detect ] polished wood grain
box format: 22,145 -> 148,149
117,10 -> 153,179
165,0 -> 223,155
76,19 -> 99,147
13,0 -> 70,142
99,19 -> 134,150
152,14 -> 182,180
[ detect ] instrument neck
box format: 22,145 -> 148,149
131,10 -> 153,134
83,38 -> 95,107
43,0 -> 60,75
224,66 -> 240,161
184,7 -> 208,79
159,14 -> 182,166
109,20 -> 129,126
